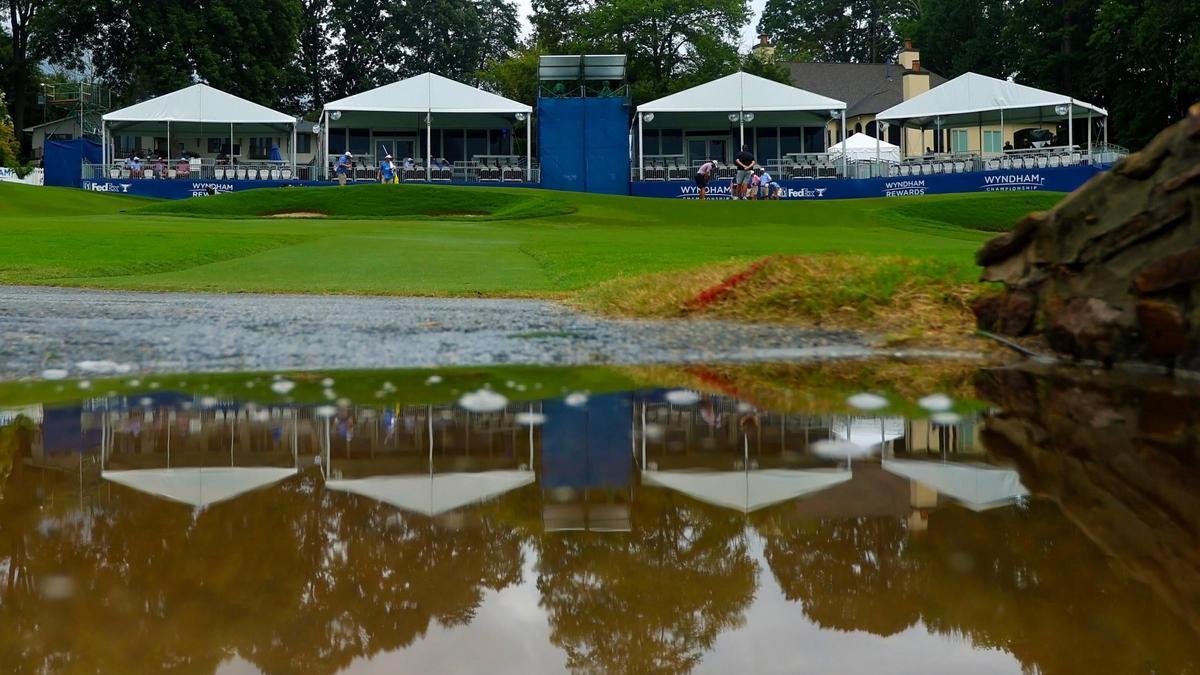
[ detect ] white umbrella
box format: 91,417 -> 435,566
102,467 -> 298,509
325,470 -> 535,517
882,459 -> 1028,511
642,468 -> 852,514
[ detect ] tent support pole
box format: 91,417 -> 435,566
166,120 -> 170,166
1067,100 -> 1074,149
875,120 -> 880,177
1000,106 -> 1004,151
739,116 -> 744,149
526,113 -> 531,181
322,111 -> 329,180
426,113 -> 432,182
291,122 -> 297,179
100,120 -> 106,170
840,110 -> 846,177
637,114 -> 643,180
1087,110 -> 1093,164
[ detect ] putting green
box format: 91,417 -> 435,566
0,182 -> 1059,295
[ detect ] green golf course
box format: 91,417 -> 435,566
0,182 -> 1054,291
0,182 -> 1058,338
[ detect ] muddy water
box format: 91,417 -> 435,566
1,362 -> 1197,674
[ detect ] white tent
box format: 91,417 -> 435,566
875,72 -> 1108,157
635,71 -> 848,176
321,72 -> 533,180
882,459 -> 1028,511
102,467 -> 298,510
831,417 -> 907,448
642,468 -> 852,514
324,470 -> 535,517
829,132 -> 901,163
101,83 -> 298,173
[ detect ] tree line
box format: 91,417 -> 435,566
2,0 -> 1197,161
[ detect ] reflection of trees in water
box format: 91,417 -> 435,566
534,489 -> 757,675
756,503 -> 1200,674
0,469 -> 527,675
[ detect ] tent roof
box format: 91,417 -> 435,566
642,468 -> 852,514
103,83 -> 295,125
102,467 -> 298,509
876,72 -> 1105,125
831,417 -> 906,448
638,71 -> 845,114
325,471 -> 535,517
829,133 -> 900,152
882,459 -> 1028,510
324,72 -> 531,114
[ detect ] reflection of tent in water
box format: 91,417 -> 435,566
882,459 -> 1028,511
541,393 -> 634,532
643,468 -> 852,514
832,417 -> 906,447
102,467 -> 298,509
325,471 -> 535,517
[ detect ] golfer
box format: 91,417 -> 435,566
380,154 -> 397,184
335,151 -> 353,186
734,145 -> 756,200
694,159 -> 718,200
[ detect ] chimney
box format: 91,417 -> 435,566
759,34 -> 770,48
903,56 -> 930,101
899,39 -> 920,70
752,34 -> 777,62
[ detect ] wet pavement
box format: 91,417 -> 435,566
0,286 -> 908,379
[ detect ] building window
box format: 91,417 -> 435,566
249,137 -> 275,159
296,134 -> 311,154
348,129 -> 370,155
660,129 -> 683,155
207,138 -> 226,153
983,129 -> 1002,154
117,135 -> 138,155
951,129 -> 969,153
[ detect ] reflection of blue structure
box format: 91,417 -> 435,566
542,393 -> 633,489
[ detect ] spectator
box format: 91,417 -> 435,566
693,158 -> 718,200
748,171 -> 761,200
175,157 -> 191,178
335,151 -> 353,186
755,166 -> 781,200
379,154 -> 396,184
152,155 -> 166,177
1003,141 -> 1013,151
734,145 -> 755,200
127,155 -> 143,178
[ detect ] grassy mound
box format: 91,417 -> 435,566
883,192 -> 1060,232
0,182 -> 148,217
133,183 -> 575,220
574,254 -> 984,345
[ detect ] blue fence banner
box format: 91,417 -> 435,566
79,179 -> 540,199
630,165 -> 1103,200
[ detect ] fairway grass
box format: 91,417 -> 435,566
0,183 -> 1058,337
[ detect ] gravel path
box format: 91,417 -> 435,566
0,286 -> 880,379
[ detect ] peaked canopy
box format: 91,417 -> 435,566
102,467 -> 298,509
875,72 -> 1106,127
325,471 -> 535,517
832,417 -> 906,448
103,83 -> 294,125
324,73 -> 531,115
642,468 -> 852,514
882,459 -> 1028,511
829,132 -> 901,163
638,72 -> 845,114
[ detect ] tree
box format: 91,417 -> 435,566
390,0 -> 520,83
1003,0 -> 1102,97
758,0 -> 916,64
1089,0 -> 1200,149
477,47 -> 541,106
906,0 -> 1012,79
2,0 -> 48,158
284,0 -> 335,114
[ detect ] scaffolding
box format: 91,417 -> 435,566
38,81 -> 112,141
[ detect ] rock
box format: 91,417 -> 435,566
971,290 -> 1035,336
974,110 -> 1200,371
1132,247 -> 1200,294
1044,297 -> 1124,361
1136,300 -> 1190,357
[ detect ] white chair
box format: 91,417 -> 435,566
109,168 -> 120,179
1048,155 -> 1061,168
120,169 -> 130,179
954,161 -> 965,173
143,170 -> 155,179
281,169 -> 292,180
270,168 -> 280,180
236,168 -> 247,180
1069,152 -> 1082,165
986,159 -> 1000,171
167,169 -> 177,179
1036,155 -> 1049,168
215,168 -> 226,180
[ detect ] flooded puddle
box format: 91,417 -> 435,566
1,361 -> 1197,674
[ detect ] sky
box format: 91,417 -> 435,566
513,0 -> 769,50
